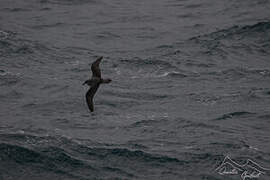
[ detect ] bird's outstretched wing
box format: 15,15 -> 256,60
86,83 -> 100,112
91,56 -> 103,78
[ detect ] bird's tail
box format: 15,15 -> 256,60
101,78 -> 112,84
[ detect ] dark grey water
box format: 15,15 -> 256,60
1,0 -> 270,179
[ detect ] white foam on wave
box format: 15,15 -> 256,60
155,71 -> 182,77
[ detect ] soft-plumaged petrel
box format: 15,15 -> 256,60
83,56 -> 112,112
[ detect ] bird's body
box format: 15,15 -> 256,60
83,56 -> 111,112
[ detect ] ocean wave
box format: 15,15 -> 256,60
155,71 -> 188,78
0,132 -> 189,179
182,122 -> 221,131
0,31 -> 51,58
201,68 -> 270,81
0,142 -> 83,167
127,119 -> 167,128
1,131 -> 262,179
98,98 -> 140,110
187,21 -> 270,58
0,142 -> 99,180
0,30 -> 14,40
214,111 -> 256,121
115,56 -> 189,79
40,0 -> 98,5
190,21 -> 270,42
104,90 -> 174,101
0,133 -> 183,165
0,39 -> 33,55
0,143 -> 45,164
120,57 -> 176,69
129,70 -> 188,79
189,92 -> 220,105
96,31 -> 121,40
0,71 -> 21,86
258,114 -> 270,120
2,7 -> 30,12
31,22 -> 66,30
0,90 -> 23,101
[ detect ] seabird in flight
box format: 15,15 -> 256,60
83,56 -> 112,112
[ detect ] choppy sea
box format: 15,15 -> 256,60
1,0 -> 270,179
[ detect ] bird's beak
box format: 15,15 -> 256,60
97,56 -> 103,61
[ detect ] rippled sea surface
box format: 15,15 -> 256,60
1,0 -> 270,179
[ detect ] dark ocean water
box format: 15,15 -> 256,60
1,0 -> 270,179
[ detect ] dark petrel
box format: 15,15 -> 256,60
83,56 -> 112,112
